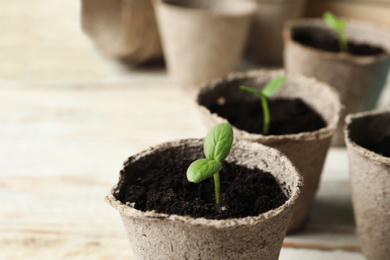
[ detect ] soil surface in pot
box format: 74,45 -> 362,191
361,135 -> 390,158
207,98 -> 326,135
117,160 -> 288,219
292,27 -> 387,56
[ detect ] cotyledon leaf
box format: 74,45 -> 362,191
261,76 -> 285,98
204,123 -> 233,161
187,158 -> 222,183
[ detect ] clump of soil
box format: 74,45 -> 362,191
207,98 -> 326,135
116,160 -> 288,220
292,27 -> 386,56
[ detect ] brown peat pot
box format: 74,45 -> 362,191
153,0 -> 256,93
81,0 -> 163,64
245,0 -> 306,65
345,110 -> 390,260
106,138 -> 302,259
284,18 -> 390,146
197,69 -> 341,232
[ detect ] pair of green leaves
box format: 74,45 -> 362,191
240,76 -> 285,135
186,123 -> 233,204
323,12 -> 348,51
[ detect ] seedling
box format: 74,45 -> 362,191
186,123 -> 233,204
240,76 -> 285,135
323,11 -> 348,51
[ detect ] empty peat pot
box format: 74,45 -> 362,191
153,0 -> 256,93
196,69 -> 341,233
81,0 -> 163,64
345,110 -> 390,260
284,18 -> 390,146
106,138 -> 302,259
245,0 -> 306,65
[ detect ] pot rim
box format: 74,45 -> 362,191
283,18 -> 390,65
153,0 -> 257,18
105,138 -> 303,229
256,0 -> 304,4
345,109 -> 390,164
196,69 -> 341,143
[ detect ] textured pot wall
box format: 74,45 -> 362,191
106,138 -> 302,260
245,0 -> 306,65
120,209 -> 292,260
345,110 -> 390,260
197,69 -> 341,233
284,19 -> 390,146
81,0 -> 162,64
153,0 -> 256,93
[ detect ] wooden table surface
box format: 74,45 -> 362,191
1,1 -> 389,259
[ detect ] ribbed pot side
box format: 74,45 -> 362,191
345,110 -> 390,260
106,138 -> 302,260
245,0 -> 306,65
284,18 -> 390,146
197,69 -> 341,233
153,0 -> 256,93
81,0 -> 163,64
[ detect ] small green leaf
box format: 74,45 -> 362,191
240,85 -> 263,98
323,12 -> 339,31
323,11 -> 348,51
261,76 -> 285,98
204,123 -> 233,161
186,158 -> 222,183
323,11 -> 348,34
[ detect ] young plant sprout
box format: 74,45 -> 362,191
240,76 -> 285,135
186,123 -> 233,204
323,11 -> 348,51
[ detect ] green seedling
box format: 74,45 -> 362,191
240,76 -> 285,135
186,123 -> 233,204
323,11 -> 348,51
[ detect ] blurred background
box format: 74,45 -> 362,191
1,1 -> 105,83
1,0 -> 389,104
0,0 -> 389,259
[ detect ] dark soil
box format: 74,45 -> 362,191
363,135 -> 390,158
207,98 -> 326,135
116,160 -> 288,220
292,27 -> 386,56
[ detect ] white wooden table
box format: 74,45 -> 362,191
1,1 -> 389,259
0,80 -> 365,260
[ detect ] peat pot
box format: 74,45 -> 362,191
81,0 -> 162,64
284,18 -> 390,146
245,0 -> 306,65
197,69 -> 341,232
153,0 -> 256,93
106,138 -> 302,259
345,110 -> 390,260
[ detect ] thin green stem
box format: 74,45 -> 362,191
214,172 -> 220,204
339,33 -> 348,51
261,95 -> 270,135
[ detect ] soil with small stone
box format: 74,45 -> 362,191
292,27 -> 386,56
208,98 -> 326,135
362,135 -> 390,158
116,160 -> 288,220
